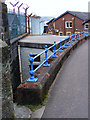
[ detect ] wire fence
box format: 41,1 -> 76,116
8,10 -> 26,40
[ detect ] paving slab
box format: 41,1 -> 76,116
31,106 -> 45,119
14,104 -> 32,118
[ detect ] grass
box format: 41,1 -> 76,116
27,93 -> 49,112
27,104 -> 42,112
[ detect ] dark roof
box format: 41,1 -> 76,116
70,11 -> 88,20
47,18 -> 56,24
52,11 -> 89,23
82,19 -> 90,24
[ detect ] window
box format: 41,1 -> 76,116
84,23 -> 89,29
65,21 -> 72,28
59,32 -> 63,36
66,32 -> 71,36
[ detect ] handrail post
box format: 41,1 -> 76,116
71,34 -> 74,43
75,33 -> 77,41
27,53 -> 38,82
59,40 -> 63,52
68,35 -> 71,45
43,45 -> 50,66
77,32 -> 79,39
63,38 -> 67,48
52,41 -> 58,57
79,32 -> 81,38
81,32 -> 83,37
83,31 -> 85,37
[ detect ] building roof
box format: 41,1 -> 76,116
82,19 -> 90,24
52,11 -> 89,23
31,15 -> 41,19
47,18 -> 56,25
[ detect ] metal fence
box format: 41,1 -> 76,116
8,12 -> 26,40
27,31 -> 89,82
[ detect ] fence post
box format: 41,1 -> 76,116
81,31 -> 83,37
43,45 -> 50,66
52,41 -> 58,57
79,32 -> 81,38
27,53 -> 38,82
71,34 -> 74,43
68,35 -> 71,45
83,31 -> 85,37
77,32 -> 79,39
59,40 -> 63,52
75,33 -> 77,41
63,38 -> 67,48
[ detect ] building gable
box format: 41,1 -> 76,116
52,11 -> 88,23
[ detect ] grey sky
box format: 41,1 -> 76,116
6,0 -> 89,17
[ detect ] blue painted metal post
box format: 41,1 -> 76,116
77,32 -> 79,39
83,31 -> 85,37
82,31 -> 83,37
79,32 -> 81,39
52,41 -> 58,57
81,32 -> 83,37
63,38 -> 67,48
59,40 -> 63,52
71,34 -> 74,43
43,45 -> 50,66
27,53 -> 38,82
75,33 -> 77,41
68,35 -> 71,45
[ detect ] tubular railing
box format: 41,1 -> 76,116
27,31 -> 88,82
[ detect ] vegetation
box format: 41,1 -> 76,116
27,93 -> 48,112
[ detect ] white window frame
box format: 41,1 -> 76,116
65,21 -> 72,28
59,32 -> 63,36
66,32 -> 71,36
84,23 -> 89,30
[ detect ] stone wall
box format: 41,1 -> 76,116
10,40 -> 21,101
0,2 -> 10,45
0,40 -> 14,119
0,2 -> 14,119
0,1 -> 21,101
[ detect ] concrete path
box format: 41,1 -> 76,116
14,104 -> 32,118
41,40 -> 88,118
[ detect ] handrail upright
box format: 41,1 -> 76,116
43,45 -> 50,66
75,33 -> 77,41
59,40 -> 63,52
27,53 -> 38,82
71,34 -> 74,43
52,41 -> 58,57
63,38 -> 67,48
68,35 -> 71,45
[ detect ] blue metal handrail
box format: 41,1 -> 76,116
27,31 -> 88,82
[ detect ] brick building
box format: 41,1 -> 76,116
46,11 -> 90,36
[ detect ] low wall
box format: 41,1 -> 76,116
0,40 -> 14,118
17,36 -> 88,105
